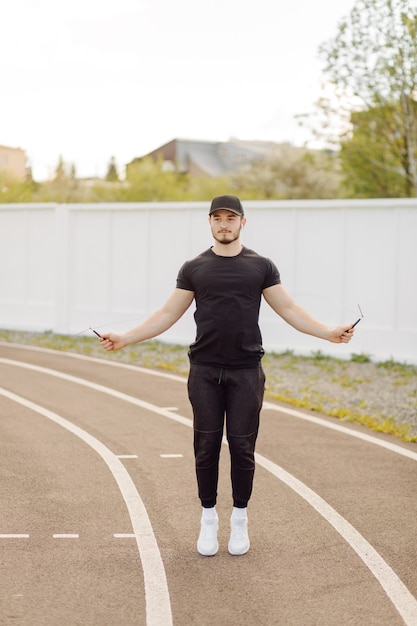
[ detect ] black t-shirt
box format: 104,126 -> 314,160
176,246 -> 281,368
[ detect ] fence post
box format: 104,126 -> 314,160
53,203 -> 70,333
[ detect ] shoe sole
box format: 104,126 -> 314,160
197,544 -> 219,556
228,543 -> 250,556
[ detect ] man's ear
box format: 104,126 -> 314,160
241,217 -> 247,228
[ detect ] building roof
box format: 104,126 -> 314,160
127,138 -> 288,178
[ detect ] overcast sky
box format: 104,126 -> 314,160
2,0 -> 356,180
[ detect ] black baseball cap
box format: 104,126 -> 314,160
209,195 -> 244,216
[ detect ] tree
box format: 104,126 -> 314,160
318,0 -> 417,196
37,156 -> 80,202
53,155 -> 67,183
122,156 -> 190,201
229,146 -> 343,200
105,156 -> 119,182
339,102 -> 417,197
0,171 -> 36,202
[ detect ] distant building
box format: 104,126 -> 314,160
0,144 -> 30,180
126,138 -> 291,179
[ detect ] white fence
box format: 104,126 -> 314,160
1,199 -> 416,364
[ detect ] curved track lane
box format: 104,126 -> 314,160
0,343 -> 416,625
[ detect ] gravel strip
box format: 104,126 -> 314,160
262,353 -> 417,439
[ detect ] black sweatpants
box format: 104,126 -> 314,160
187,363 -> 265,508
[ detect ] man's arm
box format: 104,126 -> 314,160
263,284 -> 354,344
100,288 -> 195,351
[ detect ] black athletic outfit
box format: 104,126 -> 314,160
176,246 -> 281,508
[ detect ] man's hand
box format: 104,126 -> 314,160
327,325 -> 355,344
99,334 -> 125,351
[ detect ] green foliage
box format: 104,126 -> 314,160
0,139 -> 346,203
105,156 -> 120,182
36,155 -> 82,202
122,156 -> 190,201
317,0 -> 417,197
229,146 -> 343,199
377,358 -> 417,375
0,171 -> 37,202
184,173 -> 232,201
122,157 -> 235,202
340,103 -> 416,197
320,0 -> 417,103
350,352 -> 372,363
310,350 -> 332,361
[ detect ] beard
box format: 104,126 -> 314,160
212,228 -> 241,245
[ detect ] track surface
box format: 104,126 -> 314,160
1,343 -> 416,626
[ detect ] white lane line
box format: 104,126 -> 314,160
1,358 -> 417,623
0,359 -> 193,429
255,452 -> 417,626
160,454 -> 183,458
263,401 -> 417,462
1,356 -> 416,463
0,342 -> 186,382
0,386 -> 172,626
1,345 -> 415,460
1,533 -> 154,539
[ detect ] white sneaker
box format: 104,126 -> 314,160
228,517 -> 250,555
197,518 -> 219,556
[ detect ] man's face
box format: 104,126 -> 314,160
209,209 -> 245,245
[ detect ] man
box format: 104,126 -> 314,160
100,194 -> 355,557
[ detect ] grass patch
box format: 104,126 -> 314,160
377,358 -> 417,376
350,352 -> 372,363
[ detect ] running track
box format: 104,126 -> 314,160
0,343 -> 416,626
